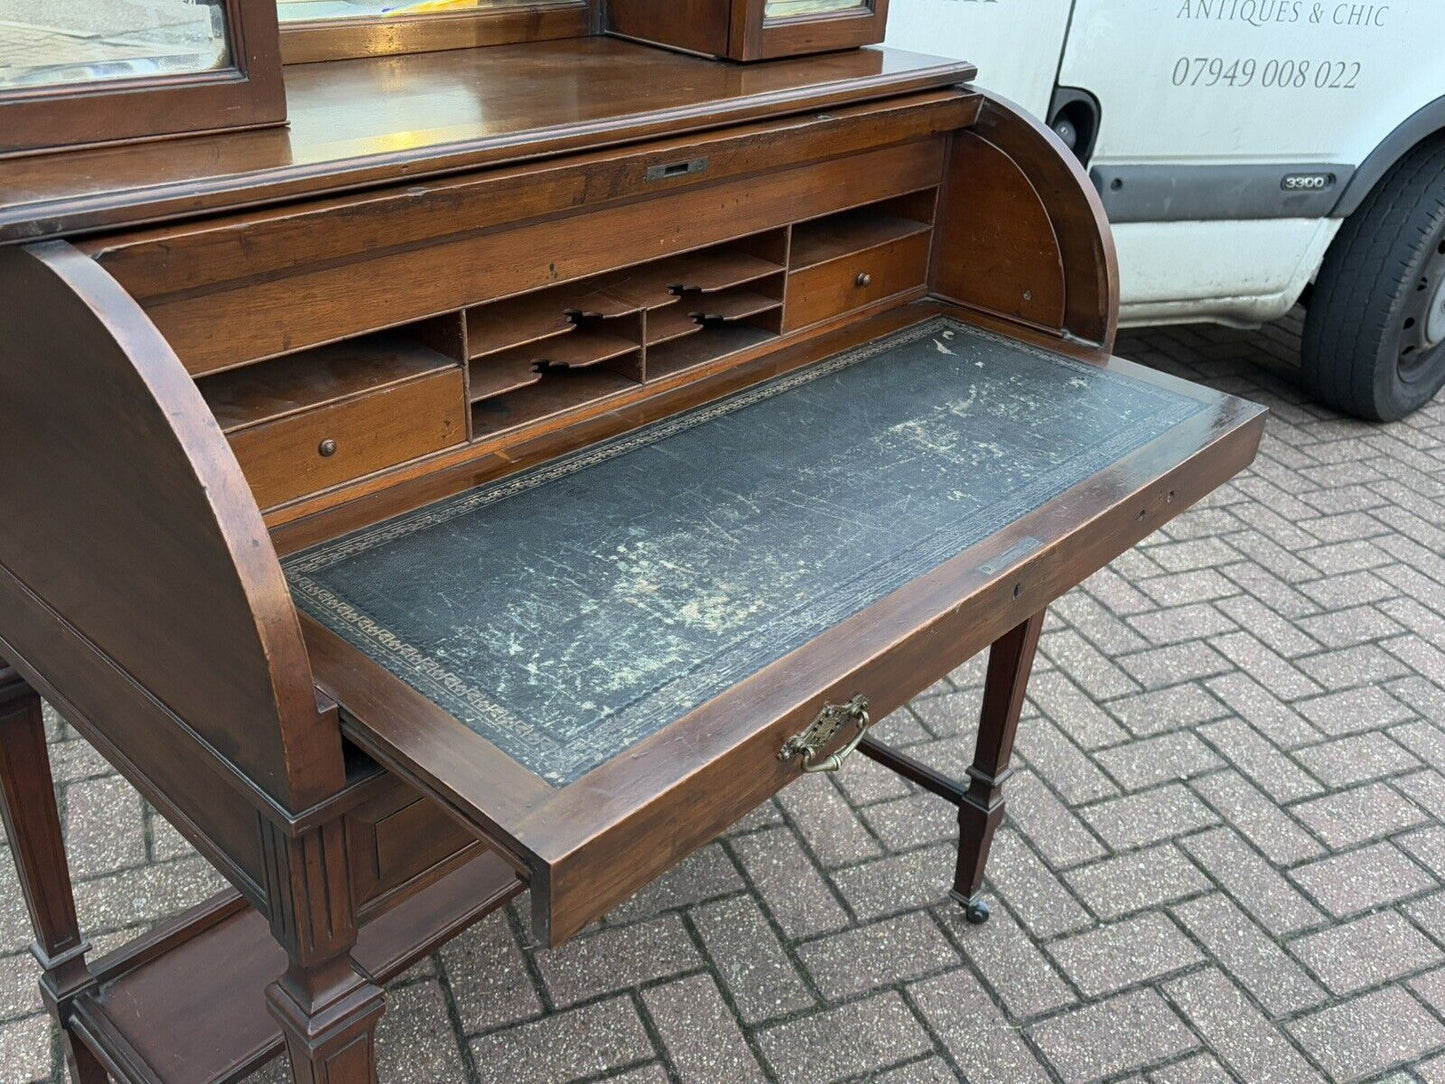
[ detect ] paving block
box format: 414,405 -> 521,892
756,991 -> 933,1084
1288,841 -> 1436,919
469,996 -> 655,1084
1030,988 -> 1198,1084
1286,986 -> 1445,1082
642,973 -> 767,1084
1289,910 -> 1443,995
1173,894 -> 1326,1016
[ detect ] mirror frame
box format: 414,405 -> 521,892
0,0 -> 286,158
277,0 -> 592,64
607,0 -> 887,62
742,0 -> 887,60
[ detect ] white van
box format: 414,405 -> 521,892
886,0 -> 1445,420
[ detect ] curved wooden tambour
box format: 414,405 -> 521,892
933,91 -> 1120,356
0,242 -> 342,817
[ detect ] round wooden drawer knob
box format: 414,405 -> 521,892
856,272 -> 872,288
318,438 -> 338,457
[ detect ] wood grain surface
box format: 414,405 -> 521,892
0,40 -> 974,242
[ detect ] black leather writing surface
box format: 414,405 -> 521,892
286,318 -> 1205,784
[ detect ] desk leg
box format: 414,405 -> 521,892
951,611 -> 1045,924
263,821 -> 385,1084
0,666 -> 105,1083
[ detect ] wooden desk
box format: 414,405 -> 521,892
0,33 -> 1263,1084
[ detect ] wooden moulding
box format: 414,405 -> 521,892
279,0 -> 592,64
0,0 -> 286,158
69,850 -> 521,1084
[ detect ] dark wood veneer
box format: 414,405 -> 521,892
0,41 -> 975,243
0,27 -> 1263,1081
0,242 -> 336,815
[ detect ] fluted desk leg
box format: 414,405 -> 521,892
0,664 -> 105,1083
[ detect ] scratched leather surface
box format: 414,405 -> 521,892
286,317 -> 1206,784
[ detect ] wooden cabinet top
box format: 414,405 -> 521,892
0,37 -> 974,244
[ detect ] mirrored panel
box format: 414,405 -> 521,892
276,0 -> 535,21
0,0 -> 232,91
765,0 -> 867,18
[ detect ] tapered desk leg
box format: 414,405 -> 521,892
263,821 -> 385,1084
951,611 -> 1045,924
0,665 -> 105,1083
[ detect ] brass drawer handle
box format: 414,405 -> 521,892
856,272 -> 872,288
778,694 -> 871,774
318,438 -> 338,457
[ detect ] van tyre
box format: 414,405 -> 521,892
1302,137 -> 1445,421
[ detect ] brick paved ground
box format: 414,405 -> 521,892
5,312 -> 1445,1083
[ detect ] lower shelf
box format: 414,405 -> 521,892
69,849 -> 523,1084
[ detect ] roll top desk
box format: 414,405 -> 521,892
0,8 -> 1265,1083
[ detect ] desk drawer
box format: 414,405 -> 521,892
784,232 -> 930,332
783,193 -> 935,333
346,778 -> 480,917
227,368 -> 466,509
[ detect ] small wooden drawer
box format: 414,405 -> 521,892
345,778 -> 480,918
227,368 -> 466,509
783,230 -> 931,332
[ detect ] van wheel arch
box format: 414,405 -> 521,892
1334,94 -> 1445,219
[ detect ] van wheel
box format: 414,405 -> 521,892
1302,138 -> 1445,421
